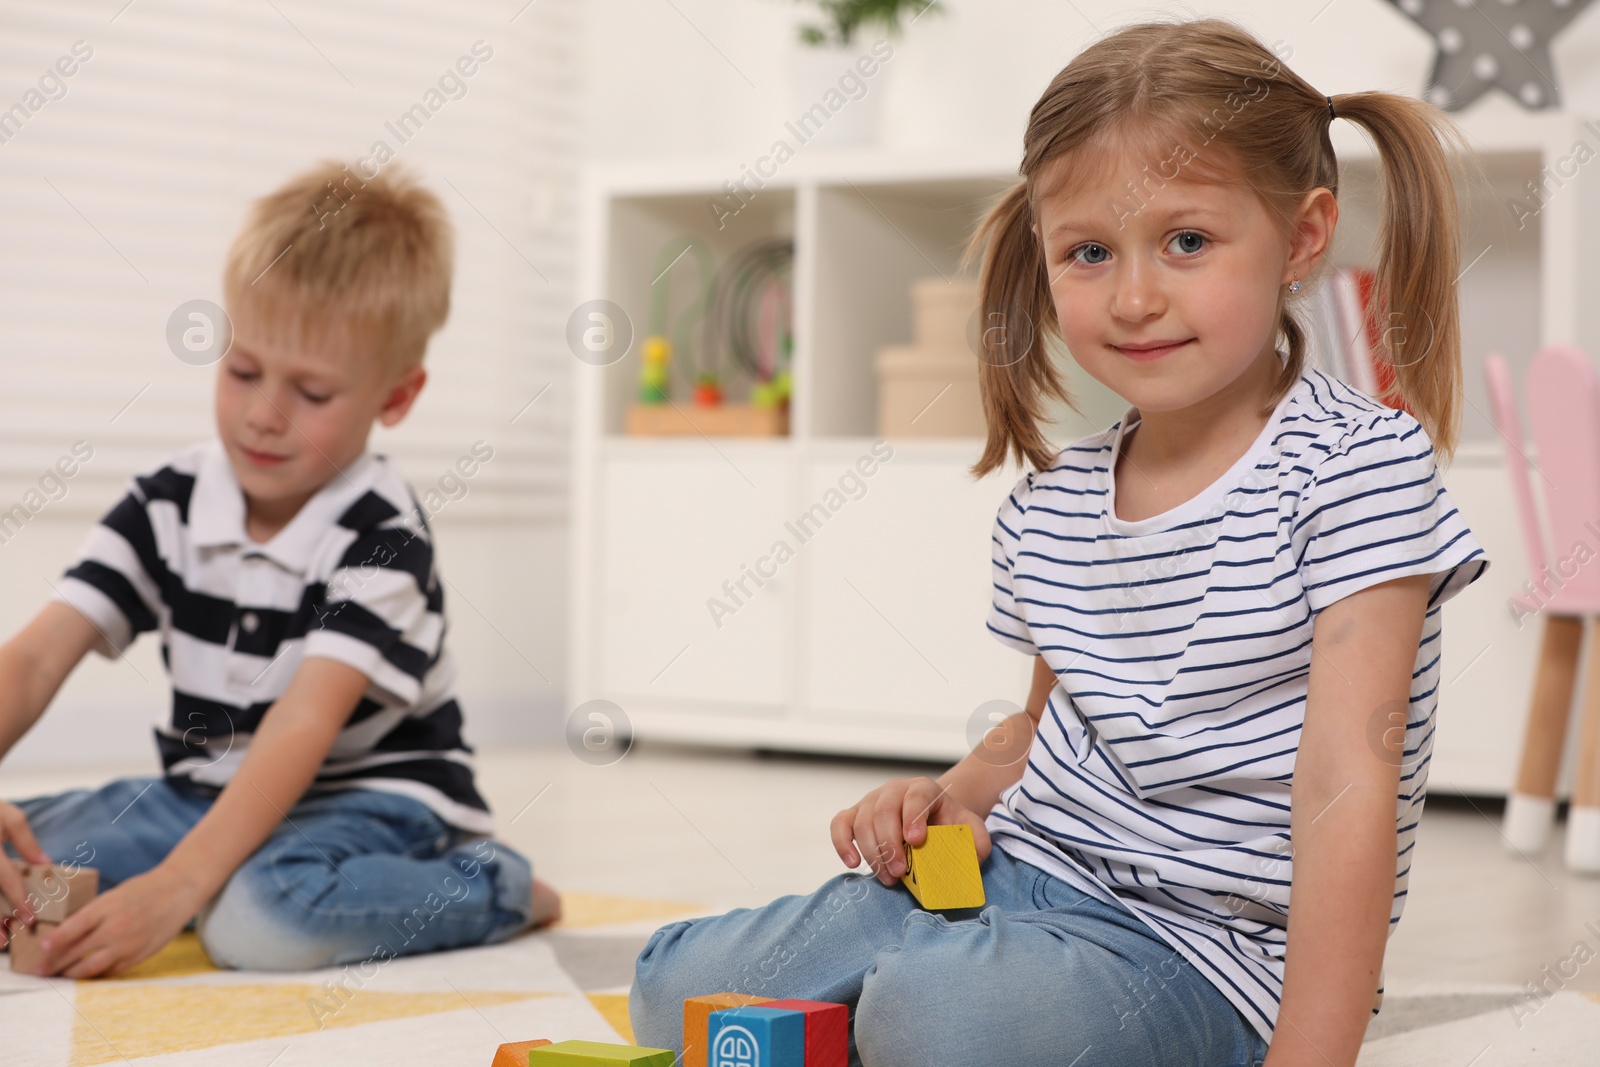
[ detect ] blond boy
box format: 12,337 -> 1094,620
0,161 -> 558,977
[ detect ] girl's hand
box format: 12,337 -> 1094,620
830,776 -> 992,887
0,801 -> 51,949
28,864 -> 205,978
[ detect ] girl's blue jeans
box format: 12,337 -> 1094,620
630,845 -> 1269,1067
7,775 -> 533,970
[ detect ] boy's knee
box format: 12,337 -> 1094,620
195,877 -> 342,971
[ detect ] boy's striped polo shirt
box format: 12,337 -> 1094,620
53,439 -> 492,833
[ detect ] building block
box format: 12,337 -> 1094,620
707,1006 -> 805,1067
684,992 -> 773,1067
762,1000 -> 848,1067
900,824 -> 985,910
7,921 -> 58,974
491,1039 -> 551,1067
526,1040 -> 673,1066
0,863 -> 100,923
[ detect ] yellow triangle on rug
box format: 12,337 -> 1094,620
586,992 -> 633,1043
554,892 -> 705,930
68,983 -> 552,1065
108,931 -> 218,981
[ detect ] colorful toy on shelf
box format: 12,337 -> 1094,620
708,1006 -> 805,1067
637,335 -> 672,404
693,374 -> 724,406
491,1039 -> 552,1066
714,239 -> 795,411
525,1039 -> 674,1065
900,824 -> 985,910
627,236 -> 795,436
642,236 -> 718,407
2,863 -> 101,973
684,993 -> 774,1067
751,369 -> 793,411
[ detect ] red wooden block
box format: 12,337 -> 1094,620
762,999 -> 848,1067
491,1038 -> 552,1066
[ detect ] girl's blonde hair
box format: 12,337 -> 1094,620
965,19 -> 1466,476
223,160 -> 454,375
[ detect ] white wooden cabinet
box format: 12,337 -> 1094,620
571,111 -> 1600,795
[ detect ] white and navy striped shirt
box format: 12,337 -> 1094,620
54,440 -> 492,833
985,366 -> 1490,1045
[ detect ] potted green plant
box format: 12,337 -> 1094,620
792,0 -> 946,47
784,0 -> 944,147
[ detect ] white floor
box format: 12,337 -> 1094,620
4,740 -> 1596,999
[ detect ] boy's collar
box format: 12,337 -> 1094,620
188,440 -> 379,572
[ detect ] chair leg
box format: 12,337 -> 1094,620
1505,615 -> 1583,852
1567,618 -> 1600,872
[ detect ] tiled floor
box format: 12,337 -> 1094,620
5,740 -> 1598,1001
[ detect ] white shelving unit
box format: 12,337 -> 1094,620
570,111 -> 1600,795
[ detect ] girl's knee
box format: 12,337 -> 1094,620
629,920 -> 698,1050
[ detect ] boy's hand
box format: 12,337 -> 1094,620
29,864 -> 204,978
830,776 -> 992,887
0,801 -> 51,949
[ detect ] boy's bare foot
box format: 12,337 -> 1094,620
525,878 -> 561,932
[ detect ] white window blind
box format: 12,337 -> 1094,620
0,0 -> 576,522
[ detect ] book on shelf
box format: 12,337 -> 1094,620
1302,266 -> 1414,417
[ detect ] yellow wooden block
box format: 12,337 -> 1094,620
901,824 -> 985,910
683,992 -> 773,1067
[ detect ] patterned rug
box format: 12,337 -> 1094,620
3,896 -> 1596,1066
0,893 -> 697,1066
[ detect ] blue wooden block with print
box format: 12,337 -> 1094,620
706,1005 -> 805,1067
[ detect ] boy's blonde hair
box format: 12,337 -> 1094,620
966,18 -> 1467,476
223,160 -> 454,375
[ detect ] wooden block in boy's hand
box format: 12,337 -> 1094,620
525,1040 -> 674,1065
490,1038 -> 551,1066
0,864 -> 100,923
683,992 -> 773,1067
901,824 -> 985,910
7,921 -> 57,974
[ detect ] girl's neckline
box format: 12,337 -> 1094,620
1104,373 -> 1305,537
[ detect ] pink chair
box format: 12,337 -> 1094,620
1486,346 -> 1600,871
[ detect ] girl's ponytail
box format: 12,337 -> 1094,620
964,180 -> 1073,477
1326,92 -> 1466,465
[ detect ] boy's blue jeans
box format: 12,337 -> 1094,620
8,776 -> 533,970
631,845 -> 1269,1067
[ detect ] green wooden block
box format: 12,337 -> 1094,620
526,1040 -> 675,1066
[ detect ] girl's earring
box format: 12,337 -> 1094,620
1288,278 -> 1301,294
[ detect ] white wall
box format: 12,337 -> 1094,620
579,0 -> 1600,159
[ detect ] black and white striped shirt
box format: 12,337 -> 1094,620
54,440 -> 492,833
985,366 -> 1490,1044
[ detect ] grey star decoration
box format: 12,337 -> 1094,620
1387,0 -> 1596,111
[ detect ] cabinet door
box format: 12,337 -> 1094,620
1429,461 -> 1539,794
798,452 -> 1032,734
597,453 -> 793,709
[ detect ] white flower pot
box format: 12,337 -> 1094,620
787,40 -> 891,148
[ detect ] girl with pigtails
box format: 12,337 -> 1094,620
631,19 -> 1490,1067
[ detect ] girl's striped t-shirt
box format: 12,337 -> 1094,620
984,366 -> 1490,1044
